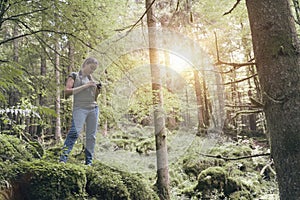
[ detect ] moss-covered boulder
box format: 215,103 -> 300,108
0,135 -> 159,200
196,166 -> 227,192
1,160 -> 159,200
182,155 -> 224,178
87,162 -> 159,200
194,166 -> 252,199
1,160 -> 87,200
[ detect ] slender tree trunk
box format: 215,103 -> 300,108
202,78 -> 210,127
9,23 -> 20,106
247,66 -> 257,131
68,41 -> 75,74
164,51 -> 177,130
39,12 -> 47,107
102,71 -> 108,136
55,43 -> 61,141
146,0 -> 170,199
193,70 -> 205,135
246,0 -> 300,199
39,52 -> 47,106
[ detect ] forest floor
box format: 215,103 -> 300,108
90,125 -> 279,200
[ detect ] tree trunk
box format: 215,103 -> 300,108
193,70 -> 205,134
202,78 -> 210,127
39,52 -> 47,106
146,0 -> 170,199
246,0 -> 300,198
55,43 -> 62,141
8,23 -> 20,106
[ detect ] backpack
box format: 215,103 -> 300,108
65,72 -> 98,100
70,72 -> 92,88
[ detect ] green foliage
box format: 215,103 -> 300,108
128,85 -> 182,125
172,136 -> 277,199
0,97 -> 56,139
0,134 -> 40,162
0,63 -> 24,103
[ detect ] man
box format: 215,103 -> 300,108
60,57 -> 101,166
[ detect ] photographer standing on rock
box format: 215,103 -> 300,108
59,57 -> 101,166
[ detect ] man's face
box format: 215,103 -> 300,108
83,63 -> 97,75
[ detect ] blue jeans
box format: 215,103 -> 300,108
60,106 -> 99,165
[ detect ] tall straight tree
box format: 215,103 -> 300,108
146,0 -> 170,199
246,0 -> 300,198
54,42 -> 61,141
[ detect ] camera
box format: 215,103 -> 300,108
96,82 -> 102,89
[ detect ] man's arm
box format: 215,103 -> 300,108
64,77 -> 96,98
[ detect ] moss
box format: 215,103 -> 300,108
13,160 -> 87,200
119,171 -> 159,200
0,135 -> 159,200
0,134 -> 40,162
229,190 -> 252,200
182,155 -> 223,178
194,166 -> 255,198
196,166 -> 227,192
86,162 -> 159,200
86,164 -> 130,200
210,143 -> 252,158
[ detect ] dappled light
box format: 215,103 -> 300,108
2,0 -> 299,199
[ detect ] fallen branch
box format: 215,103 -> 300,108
260,159 -> 276,176
200,152 -> 270,161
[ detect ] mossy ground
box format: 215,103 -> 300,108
0,134 -> 159,200
0,128 -> 279,200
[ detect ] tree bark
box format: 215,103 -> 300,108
246,0 -> 300,198
146,0 -> 170,199
55,42 -> 61,141
193,70 -> 205,134
8,23 -> 20,106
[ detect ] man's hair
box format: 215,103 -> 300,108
82,57 -> 99,68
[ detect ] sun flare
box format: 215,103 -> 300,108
168,53 -> 193,73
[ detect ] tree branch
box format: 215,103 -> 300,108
225,104 -> 257,108
214,32 -> 256,74
115,0 -> 156,33
223,74 -> 257,85
230,109 -> 263,120
223,0 -> 242,16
